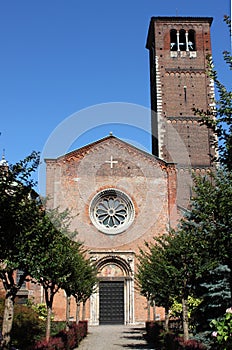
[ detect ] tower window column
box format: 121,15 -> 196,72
176,30 -> 180,51
185,31 -> 189,51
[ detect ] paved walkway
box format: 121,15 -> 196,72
77,325 -> 154,349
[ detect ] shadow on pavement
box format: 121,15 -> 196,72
115,327 -> 155,349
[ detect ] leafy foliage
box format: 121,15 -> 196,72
136,237 -> 178,326
137,228 -> 209,339
31,303 -> 51,321
210,307 -> 232,349
194,265 -> 231,338
0,296 -> 45,350
170,296 -> 201,325
27,210 -> 85,340
0,151 -> 41,280
194,16 -> 232,169
185,170 -> 232,278
137,147 -> 232,343
0,152 -> 94,345
0,151 -> 44,347
60,243 -> 97,305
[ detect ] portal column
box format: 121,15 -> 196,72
90,287 -> 99,325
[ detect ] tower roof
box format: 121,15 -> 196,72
150,16 -> 213,24
0,152 -> 8,167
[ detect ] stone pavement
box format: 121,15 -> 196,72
77,324 -> 155,349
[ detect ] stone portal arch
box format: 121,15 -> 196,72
89,252 -> 135,325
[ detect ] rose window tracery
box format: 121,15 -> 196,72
89,189 -> 135,234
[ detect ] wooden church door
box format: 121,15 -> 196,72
99,281 -> 124,324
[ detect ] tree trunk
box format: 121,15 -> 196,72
164,307 -> 169,331
44,288 -> 54,342
76,301 -> 80,324
153,300 -> 156,321
182,297 -> 189,341
1,293 -> 14,349
228,263 -> 232,304
46,305 -> 52,342
66,295 -> 71,331
147,299 -> 150,321
82,301 -> 86,320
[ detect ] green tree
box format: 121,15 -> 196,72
78,260 -> 97,321
0,152 -> 94,346
0,152 -> 41,349
186,171 -> 232,296
137,222 -> 214,340
194,16 -> 232,169
163,228 -> 212,341
193,264 -> 231,347
60,243 -> 97,328
166,169 -> 232,345
28,208 -> 81,342
136,239 -> 178,330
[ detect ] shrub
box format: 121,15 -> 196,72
56,328 -> 76,350
33,321 -> 88,350
50,321 -> 66,337
145,321 -> 176,349
11,303 -> 45,350
145,321 -> 164,342
175,337 -> 207,349
0,295 -> 66,349
34,337 -> 65,350
31,303 -> 50,321
77,321 -> 88,341
210,307 -> 232,349
144,322 -> 206,350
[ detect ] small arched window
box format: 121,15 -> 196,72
179,29 -> 186,51
188,30 -> 196,51
170,29 -> 177,51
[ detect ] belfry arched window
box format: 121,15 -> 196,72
188,30 -> 196,51
170,29 -> 177,51
170,28 -> 196,52
179,29 -> 186,51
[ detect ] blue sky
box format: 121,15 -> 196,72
0,1 -> 231,182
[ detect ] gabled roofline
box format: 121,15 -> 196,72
45,134 -> 176,167
45,134 -> 116,162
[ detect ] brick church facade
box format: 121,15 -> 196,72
45,135 -> 177,324
19,16 -> 216,325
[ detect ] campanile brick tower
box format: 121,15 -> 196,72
146,17 -> 216,208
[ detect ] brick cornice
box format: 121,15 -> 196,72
166,116 -> 201,121
165,68 -> 206,74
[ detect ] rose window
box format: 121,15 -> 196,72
89,189 -> 135,234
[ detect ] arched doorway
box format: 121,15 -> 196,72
89,253 -> 134,325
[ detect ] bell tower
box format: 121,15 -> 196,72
146,17 -> 216,208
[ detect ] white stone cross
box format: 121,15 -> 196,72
105,155 -> 118,169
